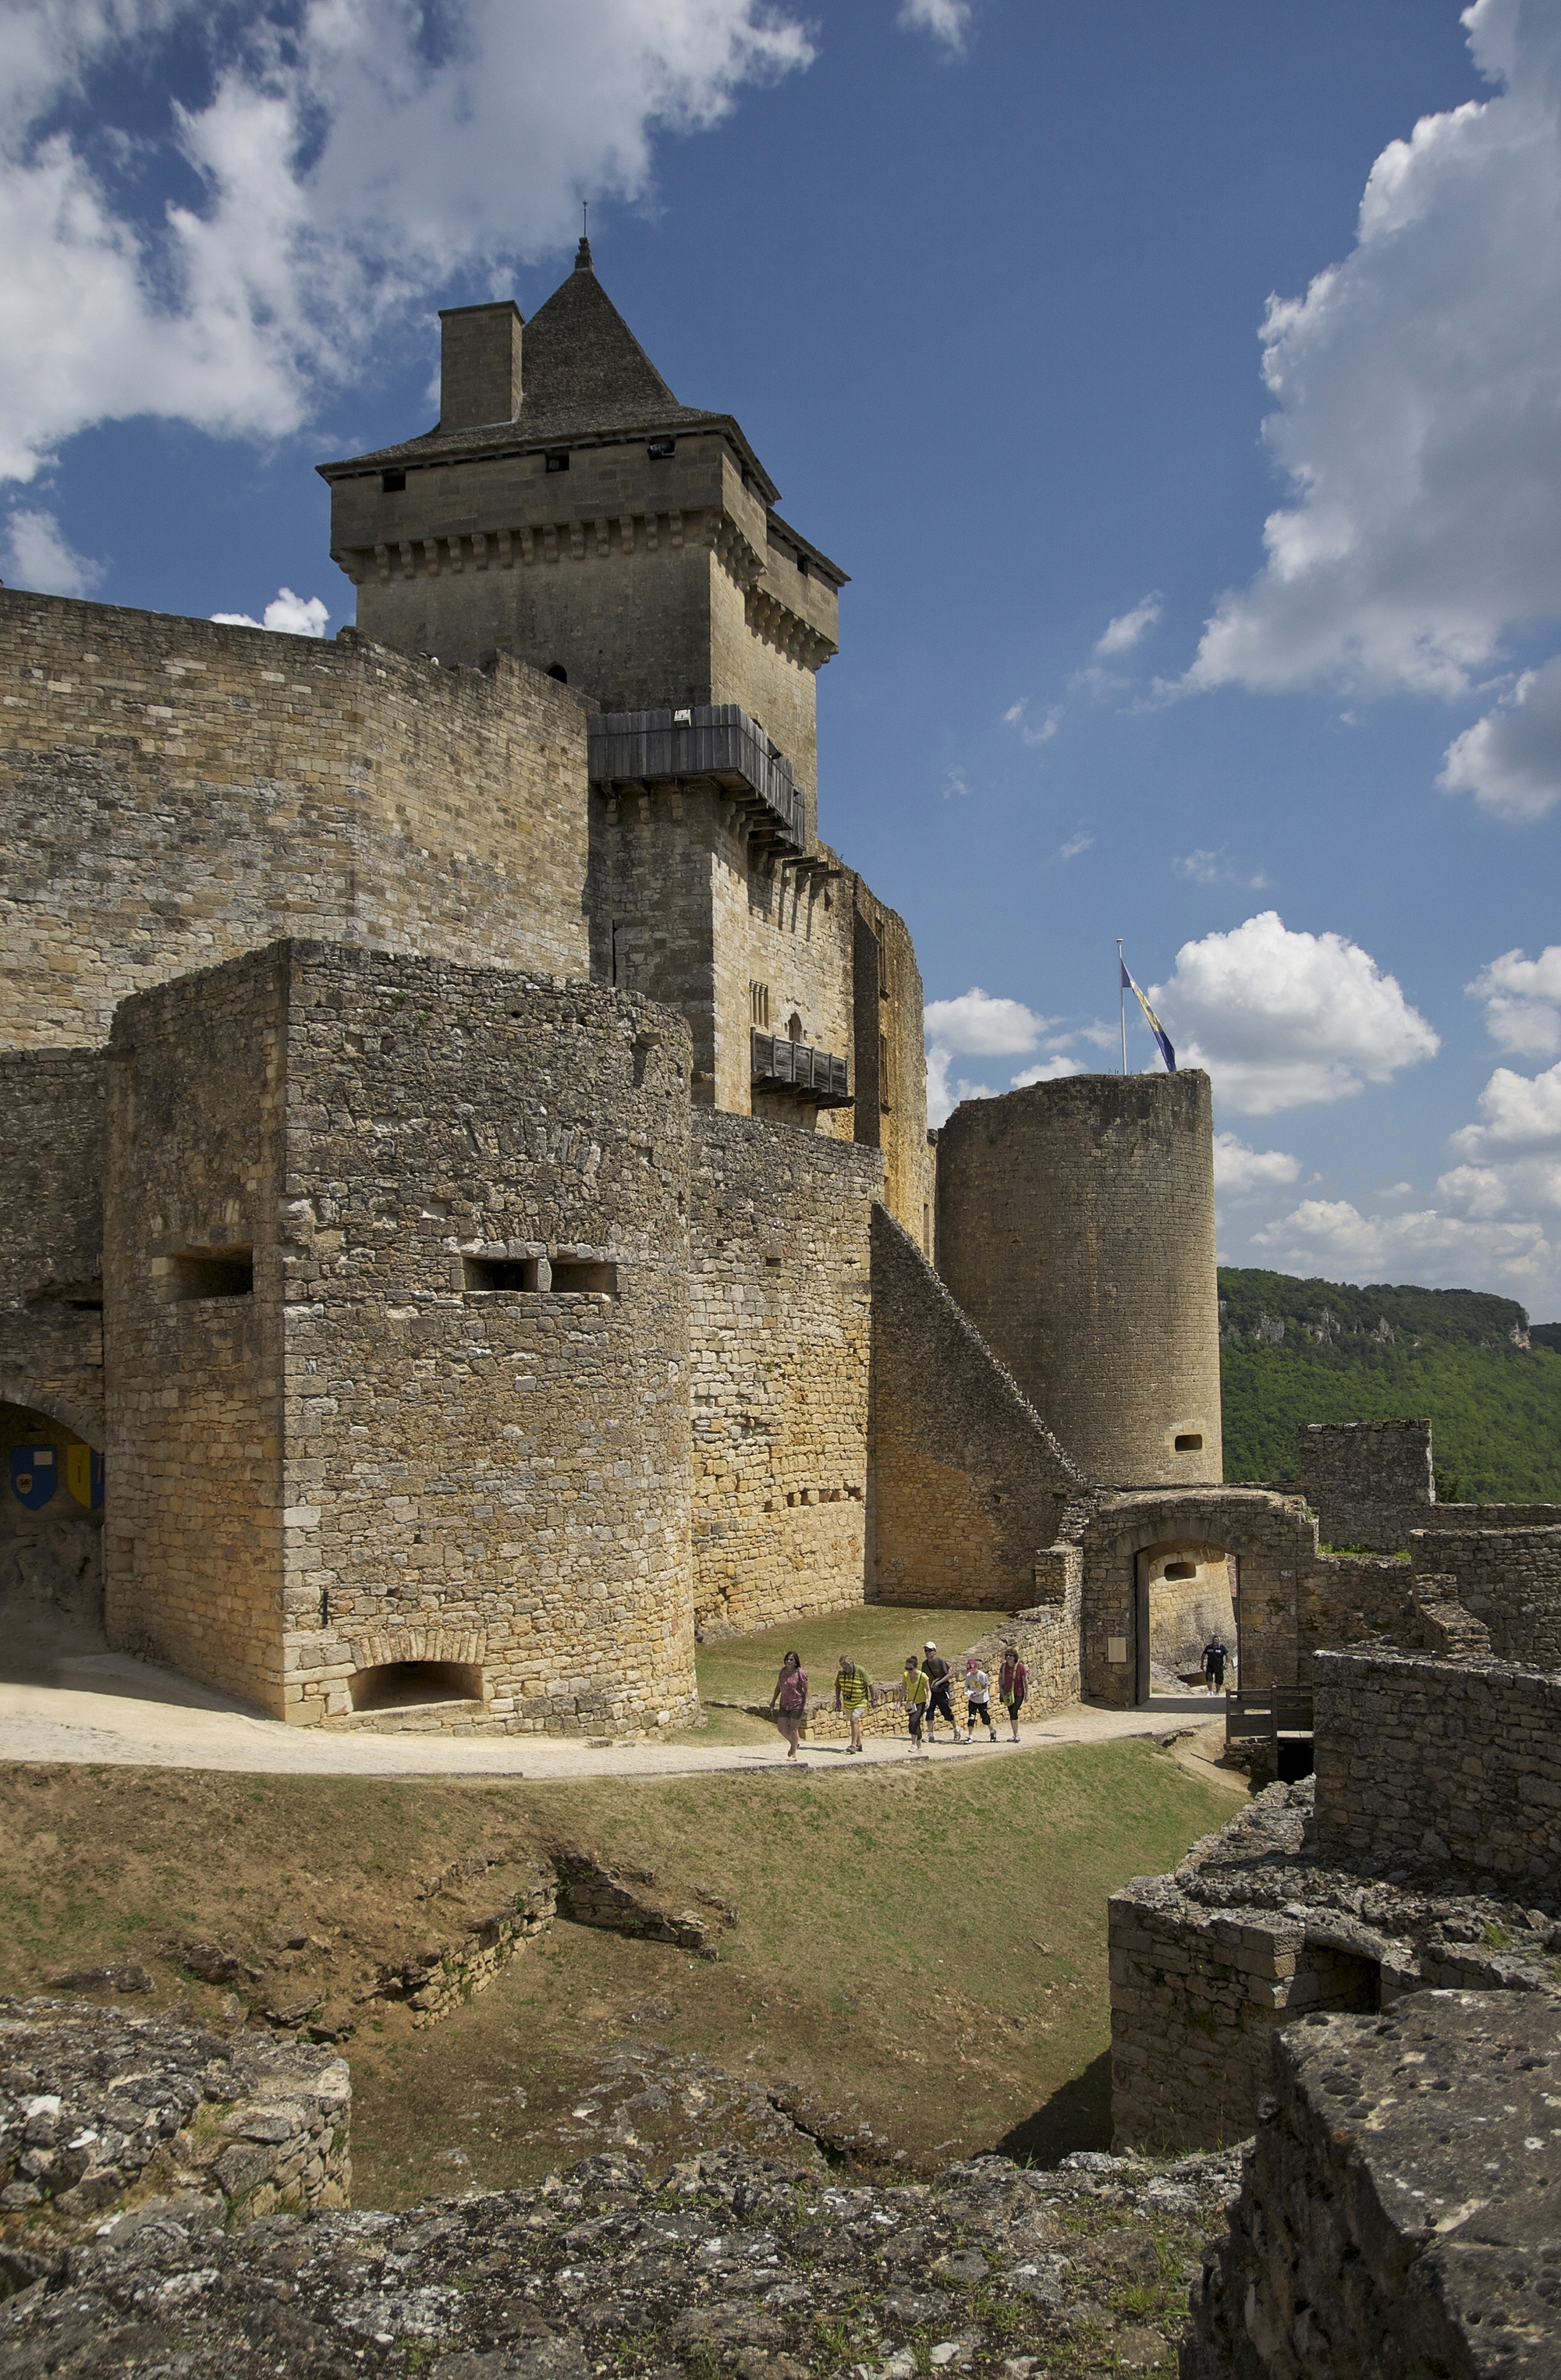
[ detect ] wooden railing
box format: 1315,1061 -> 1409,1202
751,1033 -> 851,1108
1225,1686 -> 1314,1750
587,704 -> 806,852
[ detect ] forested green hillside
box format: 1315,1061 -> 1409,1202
1218,1267 -> 1561,1502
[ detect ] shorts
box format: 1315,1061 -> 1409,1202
1006,1700 -> 1024,1718
907,1706 -> 924,1737
968,1700 -> 991,1722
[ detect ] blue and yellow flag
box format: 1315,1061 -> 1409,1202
1120,961 -> 1176,1073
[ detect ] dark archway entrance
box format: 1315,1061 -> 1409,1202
2,1397 -> 106,1663
1131,1539 -> 1238,1706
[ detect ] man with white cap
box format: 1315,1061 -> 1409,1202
921,1641 -> 963,1744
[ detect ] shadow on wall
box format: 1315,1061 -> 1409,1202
994,2049 -> 1112,2167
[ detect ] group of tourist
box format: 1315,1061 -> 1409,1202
768,1642 -> 1029,1760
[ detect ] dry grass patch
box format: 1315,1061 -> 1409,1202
0,1736 -> 1243,2206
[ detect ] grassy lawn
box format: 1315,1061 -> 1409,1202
0,1735 -> 1243,2204
694,1603 -> 1012,1708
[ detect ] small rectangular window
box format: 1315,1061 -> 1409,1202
1174,1433 -> 1204,1452
548,1258 -> 618,1294
796,552 -> 809,577
545,451 -> 570,474
169,1248 -> 253,1300
750,980 -> 771,1029
1164,1560 -> 1197,1580
647,438 -> 675,461
463,1256 -> 537,1293
381,469 -> 406,493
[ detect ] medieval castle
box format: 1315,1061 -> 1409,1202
4,239 -> 1554,1746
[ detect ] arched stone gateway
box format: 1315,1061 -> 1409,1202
1066,1487 -> 1424,1709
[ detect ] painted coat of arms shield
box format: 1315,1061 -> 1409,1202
9,1445 -> 59,1509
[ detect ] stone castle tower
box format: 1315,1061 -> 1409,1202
2,240 -> 1229,1736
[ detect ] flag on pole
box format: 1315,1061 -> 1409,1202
1119,960 -> 1176,1073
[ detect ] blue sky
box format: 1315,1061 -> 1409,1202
5,0 -> 1561,1315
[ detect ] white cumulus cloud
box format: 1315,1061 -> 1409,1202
1010,1055 -> 1083,1091
1186,0 -> 1561,713
1150,910 -> 1439,1115
1094,593 -> 1162,657
923,987 -> 1047,1057
211,587 -> 329,637
1467,943 -> 1561,1058
897,0 -> 971,52
1212,1132 -> 1300,1198
924,986 -> 1084,1124
1439,653 -> 1561,818
3,505 -> 104,595
0,0 -> 812,484
1251,1194 -> 1554,1299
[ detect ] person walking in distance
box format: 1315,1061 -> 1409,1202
966,1658 -> 998,1743
1202,1635 -> 1229,1694
903,1654 -> 930,1753
769,1649 -> 809,1758
999,1644 -> 1027,1741
921,1642 -> 963,1743
834,1654 -> 871,1754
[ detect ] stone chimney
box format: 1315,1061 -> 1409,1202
437,300 -> 523,431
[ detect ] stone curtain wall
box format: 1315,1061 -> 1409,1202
0,594 -> 591,1052
850,885 -> 935,1254
0,1050 -> 106,1445
867,1205 -> 1082,1612
1409,1523 -> 1561,1666
687,1111 -> 878,1636
1294,1550 -> 1424,1680
1297,1418 -> 1434,1552
1186,1993 -> 1561,2380
278,947 -> 697,1733
935,1071 -> 1222,1488
104,948 -> 289,1711
1314,1645 -> 1561,1889
1109,1878 -> 1385,2155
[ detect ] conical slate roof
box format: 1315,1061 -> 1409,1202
518,236 -> 683,427
321,239 -> 769,488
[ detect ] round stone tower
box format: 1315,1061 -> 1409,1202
935,1070 -> 1222,1484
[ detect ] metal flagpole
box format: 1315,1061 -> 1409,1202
1117,939 -> 1127,1076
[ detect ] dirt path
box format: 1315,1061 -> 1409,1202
0,1645 -> 1222,1779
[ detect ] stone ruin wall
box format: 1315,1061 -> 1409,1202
1297,1417 -> 1433,1552
687,1110 -> 878,1637
0,593 -> 591,1054
1313,1643 -> 1561,1890
1187,1992 -> 1561,2380
1109,1869 -> 1391,2157
867,1204 -> 1080,1616
105,941 -> 700,1734
0,1997 -> 350,2238
1408,1522 -> 1561,1667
